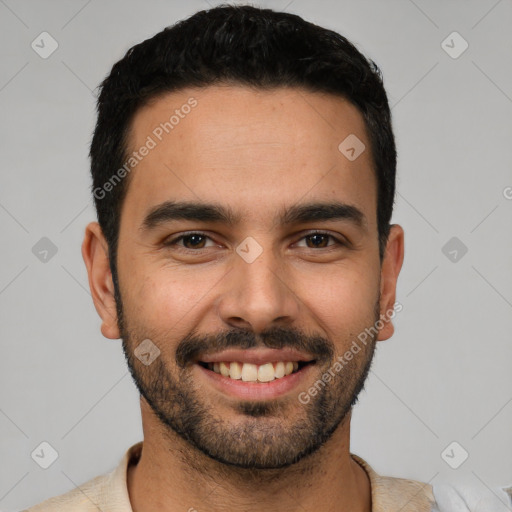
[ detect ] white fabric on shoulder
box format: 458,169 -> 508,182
431,483 -> 512,512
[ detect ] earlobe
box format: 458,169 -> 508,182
81,222 -> 121,340
377,224 -> 405,342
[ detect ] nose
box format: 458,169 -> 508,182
216,244 -> 301,333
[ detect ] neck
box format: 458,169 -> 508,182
127,399 -> 371,512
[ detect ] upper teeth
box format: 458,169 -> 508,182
207,361 -> 300,382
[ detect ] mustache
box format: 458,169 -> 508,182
175,325 -> 334,368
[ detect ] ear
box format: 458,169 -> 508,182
81,222 -> 120,339
377,224 -> 404,341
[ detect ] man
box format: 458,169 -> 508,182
26,4 -> 437,511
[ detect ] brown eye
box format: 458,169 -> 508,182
180,234 -> 207,249
305,233 -> 330,248
164,233 -> 215,250
296,232 -> 344,249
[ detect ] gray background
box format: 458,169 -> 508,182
1,0 -> 511,510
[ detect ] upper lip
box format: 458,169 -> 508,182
196,348 -> 316,365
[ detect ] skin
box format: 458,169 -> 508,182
82,84 -> 404,512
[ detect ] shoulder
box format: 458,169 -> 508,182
351,453 -> 435,512
22,472 -> 115,512
431,482 -> 512,511
23,442 -> 142,512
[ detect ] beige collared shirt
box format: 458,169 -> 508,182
25,441 -> 435,511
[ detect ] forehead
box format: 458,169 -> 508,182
121,85 -> 377,231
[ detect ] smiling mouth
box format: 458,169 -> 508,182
197,360 -> 315,383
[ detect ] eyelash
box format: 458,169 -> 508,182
163,231 -> 346,251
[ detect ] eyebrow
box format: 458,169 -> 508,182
140,200 -> 367,232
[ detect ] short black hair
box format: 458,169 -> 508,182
89,4 -> 396,291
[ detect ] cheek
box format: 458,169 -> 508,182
126,265 -> 221,335
302,263 -> 379,333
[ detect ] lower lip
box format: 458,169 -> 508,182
196,363 -> 315,400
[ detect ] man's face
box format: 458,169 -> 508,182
110,85 -> 390,469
